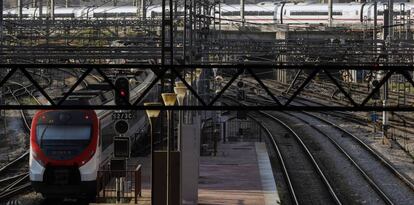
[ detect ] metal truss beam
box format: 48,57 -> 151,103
1,64 -> 414,111
0,105 -> 413,112
1,64 -> 414,70
323,69 -> 358,107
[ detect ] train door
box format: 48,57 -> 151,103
366,3 -> 375,22
274,2 -> 286,24
360,2 -> 368,23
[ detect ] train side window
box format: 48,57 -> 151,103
284,10 -> 286,15
290,11 -> 342,16
356,10 -> 358,15
258,11 -> 273,16
245,11 -> 258,16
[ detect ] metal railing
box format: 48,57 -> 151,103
96,164 -> 142,204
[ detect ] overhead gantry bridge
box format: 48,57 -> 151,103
1,63 -> 414,112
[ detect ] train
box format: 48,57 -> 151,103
29,70 -> 155,199
2,2 -> 414,25
30,110 -> 101,198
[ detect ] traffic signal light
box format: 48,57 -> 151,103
114,120 -> 129,135
115,77 -> 130,106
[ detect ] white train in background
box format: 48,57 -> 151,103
2,2 -> 413,25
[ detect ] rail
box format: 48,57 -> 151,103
248,92 -> 414,192
241,92 -> 414,204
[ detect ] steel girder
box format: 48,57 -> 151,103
1,64 -> 414,111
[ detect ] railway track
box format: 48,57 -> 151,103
0,80 -> 46,201
242,77 -> 414,133
221,80 -> 414,203
228,98 -> 386,204
239,77 -> 414,158
252,89 -> 414,158
222,98 -> 342,204
2,71 -> 52,97
0,72 -> 52,181
231,90 -> 414,204
58,68 -> 89,88
247,111 -> 342,204
276,96 -> 414,157
58,68 -> 103,89
247,116 -> 299,205
295,79 -> 414,132
282,110 -> 414,204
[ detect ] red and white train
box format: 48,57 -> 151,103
30,110 -> 101,198
29,70 -> 155,199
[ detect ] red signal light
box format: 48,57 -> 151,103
115,77 -> 130,106
120,89 -> 127,97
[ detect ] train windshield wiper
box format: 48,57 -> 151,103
38,125 -> 50,147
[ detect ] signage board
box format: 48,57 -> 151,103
112,112 -> 136,120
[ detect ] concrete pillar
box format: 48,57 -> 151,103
181,117 -> 200,204
225,118 -> 231,142
220,115 -> 229,143
221,122 -> 225,143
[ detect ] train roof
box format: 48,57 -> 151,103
257,1 -> 281,6
220,4 -> 277,12
84,6 -> 138,13
283,2 -> 414,10
3,3 -> 414,16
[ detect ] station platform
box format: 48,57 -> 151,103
198,142 -> 279,205
91,142 -> 279,205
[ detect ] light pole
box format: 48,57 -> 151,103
185,75 -> 193,124
195,69 -> 202,116
195,68 -> 202,81
174,82 -> 187,151
161,93 -> 177,205
174,82 -> 187,205
144,102 -> 161,205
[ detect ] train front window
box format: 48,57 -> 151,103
36,125 -> 92,160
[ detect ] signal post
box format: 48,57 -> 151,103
112,76 -> 133,203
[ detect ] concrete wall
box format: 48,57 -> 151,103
181,117 -> 201,204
